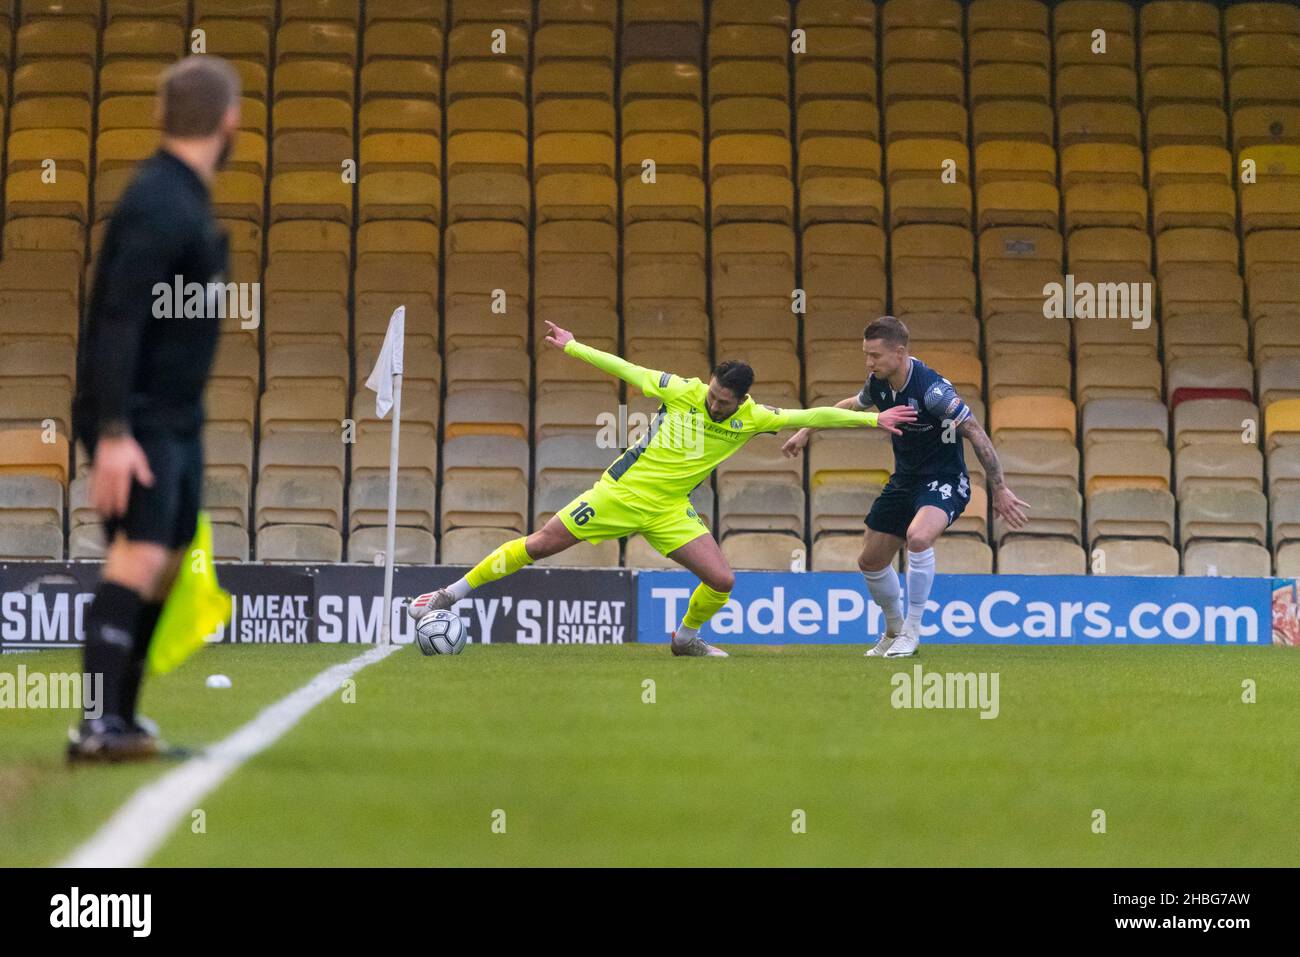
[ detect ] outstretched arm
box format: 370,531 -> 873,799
957,417 -> 1030,529
543,320 -> 675,399
779,396 -> 917,456
769,402 -> 917,434
782,393 -> 867,457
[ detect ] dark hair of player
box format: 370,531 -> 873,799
159,56 -> 241,137
712,359 -> 755,397
863,315 -> 910,347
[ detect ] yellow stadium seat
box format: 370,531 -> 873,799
1155,226 -> 1237,276
1143,65 -> 1224,111
883,62 -> 963,106
1056,65 -> 1138,109
894,223 -> 972,270
882,19 -> 960,65
1151,182 -> 1236,232
977,181 -> 1060,231
445,60 -> 527,102
969,61 -> 1051,106
991,395 -> 1076,444
1085,441 -> 1171,497
0,427 -> 69,484
973,101 -> 1053,145
884,100 -> 967,144
1147,103 -> 1227,150
1249,270 -> 1300,323
1077,355 -> 1163,404
1068,226 -> 1150,271
985,313 -> 1068,359
709,133 -> 792,181
1234,103 -> 1300,156
797,135 -> 880,183
1060,143 -> 1143,188
974,140 -> 1056,185
796,60 -> 877,105
13,60 -> 95,101
1057,103 -> 1141,149
1255,316 -> 1300,366
1081,398 -> 1168,449
1141,0 -> 1221,39
1160,265 -> 1244,321
711,96 -> 790,137
1241,182 -> 1300,234
622,173 -> 705,226
1064,183 -> 1147,232
710,58 -> 789,104
993,487 -> 1082,545
1143,30 -> 1222,69
1054,0 -> 1134,40
987,354 -> 1070,403
1163,315 -> 1250,362
620,62 -> 702,106
969,0 -> 1049,34
1154,148 -> 1232,189
798,100 -> 880,142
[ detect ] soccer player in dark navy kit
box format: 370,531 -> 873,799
784,316 -> 1029,657
69,56 -> 241,761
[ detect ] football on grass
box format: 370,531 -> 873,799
416,610 -> 466,656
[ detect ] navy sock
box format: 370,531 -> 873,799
120,601 -> 163,725
82,582 -> 142,725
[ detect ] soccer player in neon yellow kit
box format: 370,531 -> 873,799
407,321 -> 917,656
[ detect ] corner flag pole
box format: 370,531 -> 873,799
365,305 -> 406,648
380,369 -> 402,647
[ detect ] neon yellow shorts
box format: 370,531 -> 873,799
556,480 -> 710,557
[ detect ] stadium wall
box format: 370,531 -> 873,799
0,564 -> 1295,650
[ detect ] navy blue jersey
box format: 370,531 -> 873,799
858,357 -> 970,479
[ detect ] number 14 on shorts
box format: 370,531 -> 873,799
926,476 -> 969,500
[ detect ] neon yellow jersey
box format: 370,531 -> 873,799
563,340 -> 880,510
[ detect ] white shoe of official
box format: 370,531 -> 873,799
864,632 -> 899,657
670,631 -> 729,657
882,627 -> 920,658
405,588 -> 454,621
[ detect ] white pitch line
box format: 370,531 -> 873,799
60,643 -> 402,868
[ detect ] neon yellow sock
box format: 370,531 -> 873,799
682,582 -> 731,629
465,537 -> 534,589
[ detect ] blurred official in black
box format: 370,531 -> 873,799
70,56 -> 240,761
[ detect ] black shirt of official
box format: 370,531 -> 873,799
73,149 -> 228,442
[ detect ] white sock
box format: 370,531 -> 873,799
446,578 -> 472,600
862,565 -> 905,636
905,548 -> 936,634
674,623 -> 699,643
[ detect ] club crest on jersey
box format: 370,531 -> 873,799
731,418 -> 743,430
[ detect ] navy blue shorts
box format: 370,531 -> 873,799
865,472 -> 971,539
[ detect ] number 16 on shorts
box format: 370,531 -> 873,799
569,501 -> 596,526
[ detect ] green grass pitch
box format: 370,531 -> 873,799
2,642 -> 1296,867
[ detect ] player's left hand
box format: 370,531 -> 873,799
993,485 -> 1031,529
782,430 -> 811,458
542,320 -> 574,349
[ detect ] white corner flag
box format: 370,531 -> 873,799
365,305 -> 405,418
365,305 -> 406,646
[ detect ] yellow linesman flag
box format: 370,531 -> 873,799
147,512 -> 232,676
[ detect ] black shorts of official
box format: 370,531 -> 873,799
95,430 -> 204,550
865,472 -> 971,539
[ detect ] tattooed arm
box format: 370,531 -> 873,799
957,417 -> 1030,529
